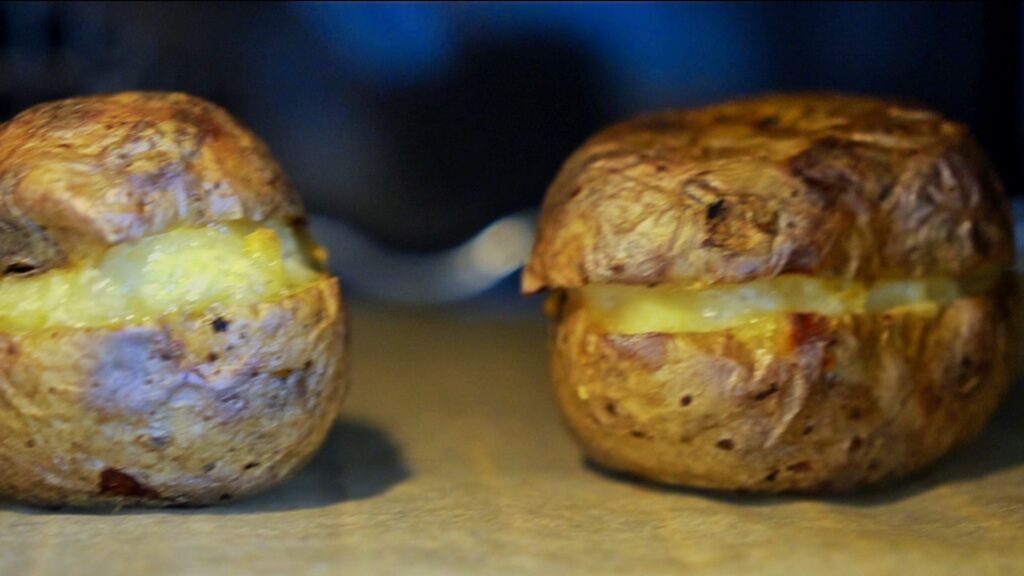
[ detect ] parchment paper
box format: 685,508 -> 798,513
1,305 -> 1021,575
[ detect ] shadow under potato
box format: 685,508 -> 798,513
0,418 -> 408,515
584,379 -> 1024,508
215,418 -> 409,513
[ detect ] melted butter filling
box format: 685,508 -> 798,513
578,273 -> 997,335
0,220 -> 324,332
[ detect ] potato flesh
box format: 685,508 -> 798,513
579,274 -> 978,334
0,221 -> 320,331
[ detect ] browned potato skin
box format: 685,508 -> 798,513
0,92 -> 348,507
0,91 -> 302,273
550,280 -> 1014,493
523,93 -> 1013,293
0,277 -> 347,507
527,93 -> 1016,493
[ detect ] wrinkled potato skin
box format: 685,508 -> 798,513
523,94 -> 1013,293
0,92 -> 302,272
0,277 -> 347,507
550,279 -> 1014,493
0,92 -> 348,506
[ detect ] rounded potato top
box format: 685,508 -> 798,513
523,93 -> 1013,293
0,92 -> 303,273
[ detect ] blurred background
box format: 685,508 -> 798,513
0,1 -> 1020,302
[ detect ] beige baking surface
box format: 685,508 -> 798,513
1,304 -> 1022,575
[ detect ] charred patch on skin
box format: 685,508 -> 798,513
211,317 -> 230,333
98,468 -> 161,500
705,199 -> 727,221
789,313 -> 829,349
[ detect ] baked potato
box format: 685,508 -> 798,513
524,93 -> 1016,493
0,92 -> 348,507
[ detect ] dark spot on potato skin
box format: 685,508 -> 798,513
802,424 -> 814,435
604,402 -> 618,416
706,199 -> 727,221
219,493 -> 232,501
789,313 -> 829,349
149,433 -> 170,449
630,430 -> 648,439
680,395 -> 693,407
756,115 -> 779,130
211,313 -> 230,332
207,352 -> 219,362
244,462 -> 259,470
716,439 -> 735,451
954,355 -> 984,394
98,468 -> 162,500
878,182 -> 894,202
849,436 -> 863,452
764,469 -> 779,482
753,382 -> 779,401
787,461 -> 812,473
202,463 -> 216,473
211,317 -> 230,333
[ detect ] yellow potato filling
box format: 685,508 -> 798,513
0,221 -> 323,332
579,273 -> 995,335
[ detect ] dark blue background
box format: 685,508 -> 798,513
0,1 -> 1019,251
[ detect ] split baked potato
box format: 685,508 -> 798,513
0,92 -> 348,506
524,93 -> 1016,493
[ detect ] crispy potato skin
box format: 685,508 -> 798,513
0,277 -> 347,507
0,92 -> 348,506
523,94 -> 1013,293
549,279 -> 1014,493
0,92 -> 302,272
